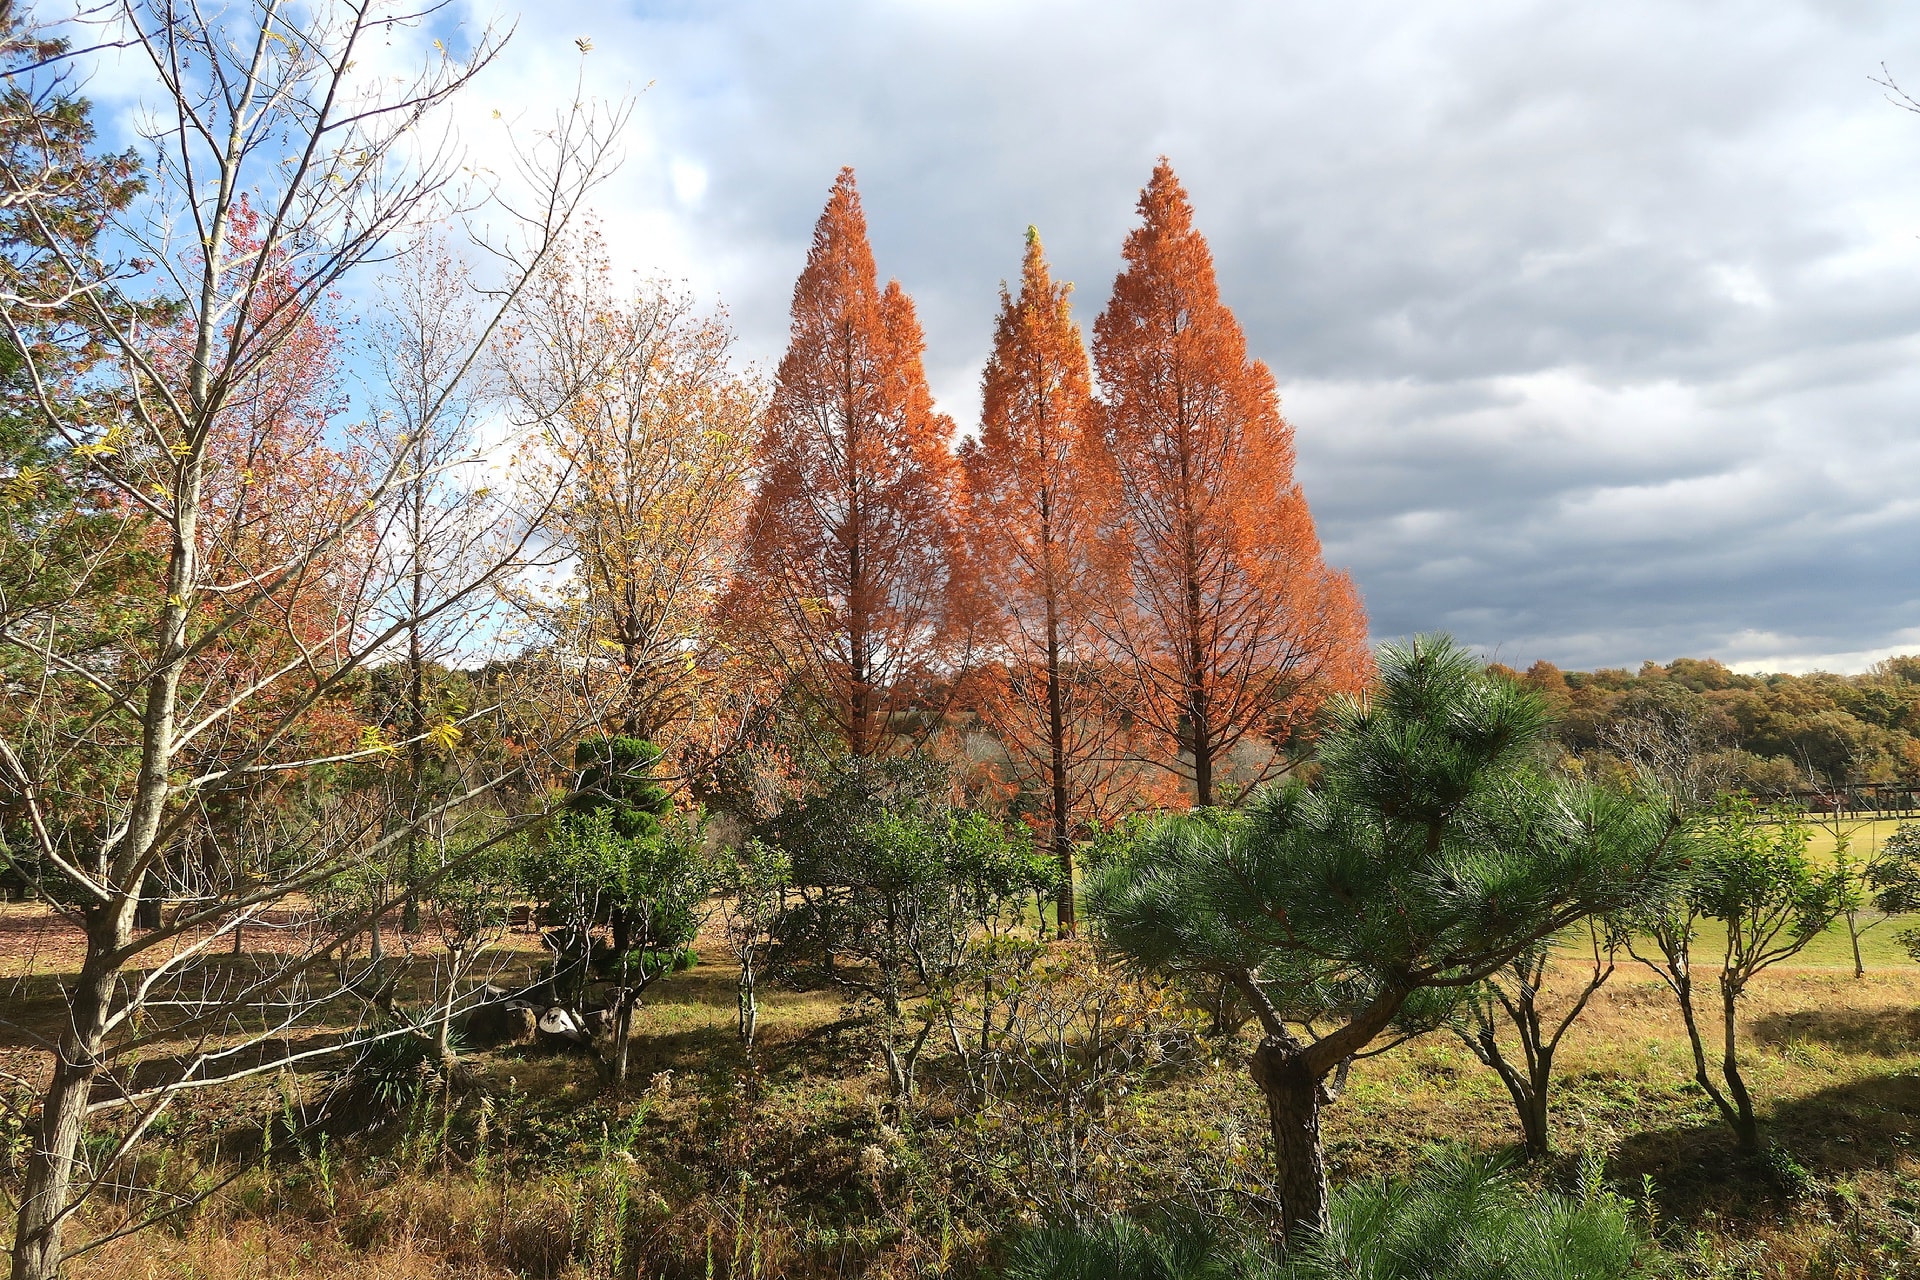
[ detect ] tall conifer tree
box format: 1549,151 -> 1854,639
1092,160 -> 1369,806
737,168 -> 966,756
963,228 -> 1122,934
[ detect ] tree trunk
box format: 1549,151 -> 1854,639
737,956 -> 757,1047
403,435 -> 428,935
846,454 -> 873,758
11,932 -> 117,1280
620,632 -> 645,740
1521,1047 -> 1555,1158
1192,733 -> 1214,809
881,1038 -> 911,1100
15,430 -> 193,1277
1045,597 -> 1074,937
979,968 -> 992,1090
1721,982 -> 1760,1152
1669,967 -> 1750,1149
1499,1087 -> 1552,1160
611,988 -> 635,1084
880,1022 -> 934,1102
1463,1027 -> 1550,1159
1176,391 -> 1215,812
435,947 -> 464,1062
1848,912 -> 1866,979
1250,1037 -> 1329,1239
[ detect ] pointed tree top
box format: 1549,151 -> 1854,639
1137,157 -> 1196,236
815,166 -> 868,240
786,167 -> 881,342
1017,226 -> 1058,301
978,224 -> 1092,457
745,166 -> 963,758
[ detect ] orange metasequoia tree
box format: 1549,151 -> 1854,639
962,228 -> 1126,934
1091,160 -> 1369,806
734,168 -> 968,756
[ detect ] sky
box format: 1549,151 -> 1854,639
90,0 -> 1920,674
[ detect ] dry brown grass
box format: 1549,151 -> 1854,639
5,904 -> 1920,1277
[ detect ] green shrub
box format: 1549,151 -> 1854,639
1286,1149 -> 1649,1280
1000,1212 -> 1244,1280
332,1016 -> 445,1119
997,1151 -> 1655,1280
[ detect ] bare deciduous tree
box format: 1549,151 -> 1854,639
0,4 -> 627,1274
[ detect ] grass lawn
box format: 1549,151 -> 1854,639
1799,816 -> 1915,861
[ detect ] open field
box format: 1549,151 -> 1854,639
1796,818 -> 1914,862
3,903 -> 1918,1278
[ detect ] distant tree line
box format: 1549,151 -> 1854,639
1496,655 -> 1920,793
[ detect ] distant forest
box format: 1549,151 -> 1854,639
1494,655 -> 1920,792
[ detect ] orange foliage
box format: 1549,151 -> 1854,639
734,168 -> 968,757
1090,160 -> 1369,806
136,199 -> 372,776
961,229 -> 1133,929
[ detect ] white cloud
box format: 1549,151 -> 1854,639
81,0 -> 1920,672
669,158 -> 709,206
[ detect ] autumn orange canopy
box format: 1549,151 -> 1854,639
1092,159 -> 1370,805
962,228 -> 1132,930
735,168 -> 968,756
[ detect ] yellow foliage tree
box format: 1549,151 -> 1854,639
507,230 -> 765,753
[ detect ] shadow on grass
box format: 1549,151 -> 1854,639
0,972 -> 71,1050
1611,1071 -> 1920,1227
607,1007 -> 876,1092
1754,1006 -> 1920,1058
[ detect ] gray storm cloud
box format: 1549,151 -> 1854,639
301,2 -> 1920,667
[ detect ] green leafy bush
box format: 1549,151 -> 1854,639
568,735 -> 673,841
761,752 -> 1055,1097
